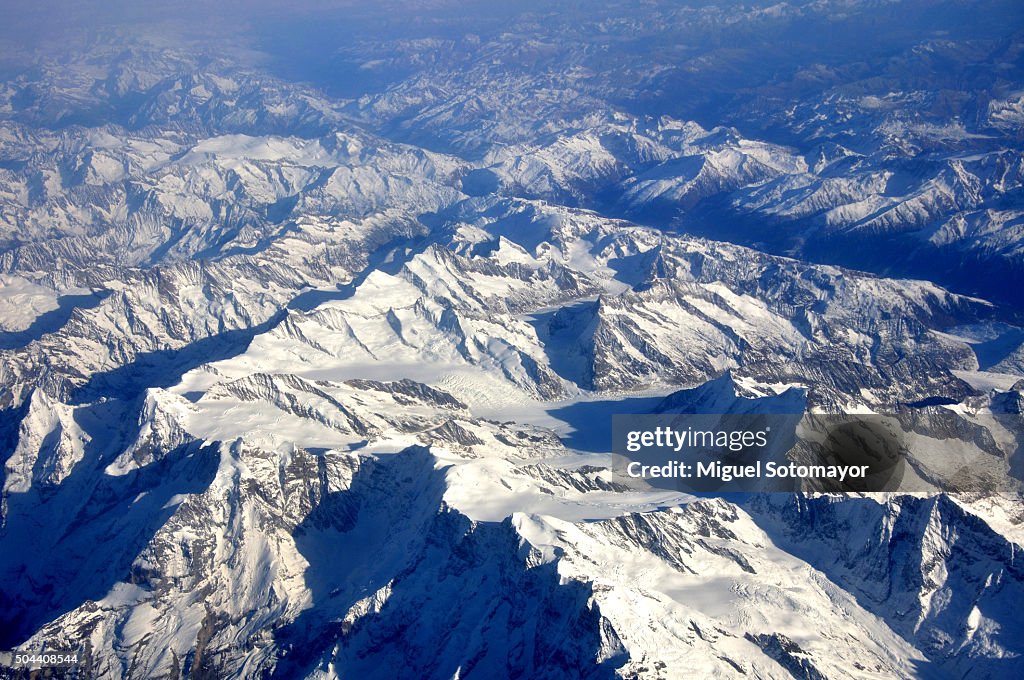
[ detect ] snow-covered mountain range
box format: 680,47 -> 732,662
1,1 -> 1023,678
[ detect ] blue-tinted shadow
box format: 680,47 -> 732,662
546,395 -> 665,452
0,290 -> 110,350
